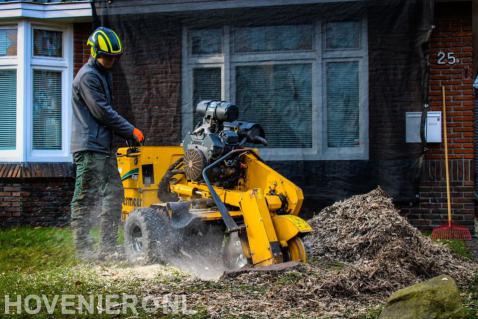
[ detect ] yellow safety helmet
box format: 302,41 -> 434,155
87,27 -> 123,59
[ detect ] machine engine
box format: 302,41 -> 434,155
182,100 -> 266,187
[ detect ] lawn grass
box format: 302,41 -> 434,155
0,227 -> 125,274
0,227 -> 77,273
0,227 -> 194,318
437,238 -> 474,260
422,230 -> 474,260
0,227 -> 476,318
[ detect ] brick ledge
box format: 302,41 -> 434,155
0,163 -> 74,178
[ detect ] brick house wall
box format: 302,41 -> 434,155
21,179 -> 73,226
0,178 -> 74,226
0,182 -> 22,223
109,15 -> 183,147
74,23 -> 92,75
0,166 -> 74,226
401,1 -> 475,231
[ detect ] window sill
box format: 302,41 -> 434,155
258,147 -> 369,161
0,162 -> 74,178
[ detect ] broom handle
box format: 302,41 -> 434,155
442,86 -> 452,227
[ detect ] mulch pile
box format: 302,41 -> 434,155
304,187 -> 477,297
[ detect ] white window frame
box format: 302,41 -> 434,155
28,23 -> 72,162
182,20 -> 369,161
0,20 -> 73,163
0,23 -> 23,161
321,20 -> 369,160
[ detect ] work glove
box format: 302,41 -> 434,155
132,128 -> 144,143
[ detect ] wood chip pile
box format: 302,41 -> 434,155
304,187 -> 477,297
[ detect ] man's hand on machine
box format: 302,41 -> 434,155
133,128 -> 145,143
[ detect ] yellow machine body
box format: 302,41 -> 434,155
117,146 -> 312,267
117,146 -> 184,220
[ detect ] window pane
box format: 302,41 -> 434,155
325,21 -> 360,49
0,29 -> 17,56
0,70 -> 16,150
33,70 -> 62,150
190,29 -> 222,55
327,62 -> 359,147
236,64 -> 312,148
233,25 -> 313,53
193,68 -> 221,126
33,29 -> 62,57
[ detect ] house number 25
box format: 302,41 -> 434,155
437,51 -> 458,65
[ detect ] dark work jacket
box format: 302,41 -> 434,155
71,57 -> 134,154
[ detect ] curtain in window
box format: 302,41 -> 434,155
326,62 -> 359,148
33,29 -> 62,57
190,29 -> 222,55
236,63 -> 312,148
0,29 -> 17,56
33,70 -> 62,150
233,25 -> 313,53
192,67 -> 221,127
0,70 -> 16,150
325,21 -> 361,49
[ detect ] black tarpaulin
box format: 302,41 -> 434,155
90,0 -> 434,214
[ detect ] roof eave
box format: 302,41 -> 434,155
0,1 -> 92,21
101,0 -> 363,15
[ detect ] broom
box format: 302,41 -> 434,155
431,86 -> 472,240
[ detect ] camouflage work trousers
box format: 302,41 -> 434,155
70,151 -> 124,255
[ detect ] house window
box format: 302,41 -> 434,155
324,21 -> 361,49
233,25 -> 314,53
0,70 -> 16,150
190,29 -> 222,55
29,25 -> 70,161
183,20 -> 368,160
0,21 -> 72,163
0,25 -> 18,160
0,28 -> 17,56
326,61 -> 360,147
32,69 -> 62,150
235,63 -> 312,148
33,29 -> 63,57
192,67 -> 222,124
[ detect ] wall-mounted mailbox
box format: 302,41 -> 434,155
405,111 -> 442,143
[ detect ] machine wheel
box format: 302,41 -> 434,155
286,237 -> 307,263
124,207 -> 170,265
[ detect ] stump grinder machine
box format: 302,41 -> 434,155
118,100 -> 312,270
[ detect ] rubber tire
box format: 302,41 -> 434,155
124,207 -> 170,265
286,236 -> 307,263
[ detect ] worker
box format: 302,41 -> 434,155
70,26 -> 144,260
